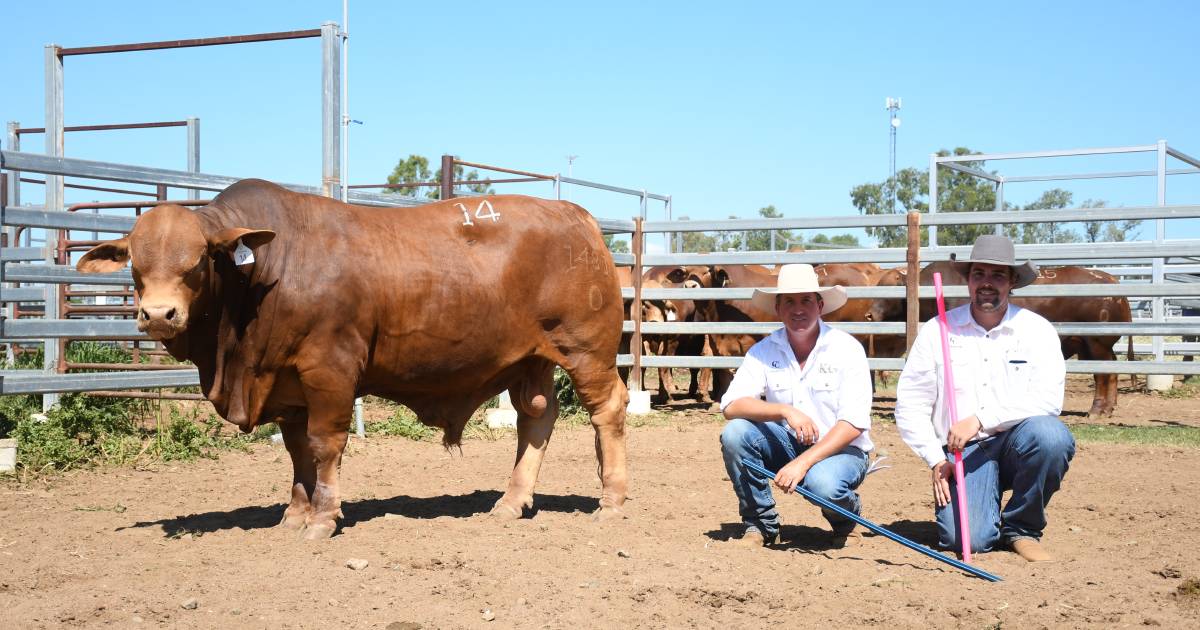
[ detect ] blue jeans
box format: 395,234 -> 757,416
720,418 -> 869,540
936,415 -> 1075,553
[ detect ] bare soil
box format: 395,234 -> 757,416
2,377 -> 1199,629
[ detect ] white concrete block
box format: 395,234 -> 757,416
1146,374 -> 1175,391
486,408 -> 518,428
627,389 -> 652,415
0,438 -> 16,473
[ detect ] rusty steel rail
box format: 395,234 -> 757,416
20,177 -> 162,197
16,121 -> 189,134
350,177 -> 545,189
57,29 -> 322,57
451,159 -> 556,181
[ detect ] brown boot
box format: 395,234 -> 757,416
730,530 -> 771,548
1010,537 -> 1053,562
830,530 -> 862,549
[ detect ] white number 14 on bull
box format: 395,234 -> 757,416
456,200 -> 501,226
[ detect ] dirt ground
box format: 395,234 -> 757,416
2,375 -> 1200,629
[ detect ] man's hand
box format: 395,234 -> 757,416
947,415 -> 982,452
781,407 -> 819,445
774,457 -> 812,494
931,460 -> 953,507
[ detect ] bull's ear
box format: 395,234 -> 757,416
666,267 -> 688,284
77,237 -> 131,273
207,228 -> 276,255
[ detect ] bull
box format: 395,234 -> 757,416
77,179 -> 629,539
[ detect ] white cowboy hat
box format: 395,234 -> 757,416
751,264 -> 848,315
950,234 -> 1038,289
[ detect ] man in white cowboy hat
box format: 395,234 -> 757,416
719,263 -> 874,548
895,234 -> 1075,562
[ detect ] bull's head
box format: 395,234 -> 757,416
76,204 -> 274,340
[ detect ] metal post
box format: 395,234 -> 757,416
665,196 -> 673,254
994,179 -> 1005,236
2,123 -> 16,365
440,155 -> 454,200
320,22 -> 342,199
43,44 -> 64,411
928,153 -> 938,248
186,117 -> 200,200
1154,140 -> 1167,362
905,212 -> 921,352
631,218 -> 644,392
553,174 -> 560,200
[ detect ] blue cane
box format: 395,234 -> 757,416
741,459 -> 1002,582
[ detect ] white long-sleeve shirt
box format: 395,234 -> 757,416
895,303 -> 1065,468
720,322 -> 874,452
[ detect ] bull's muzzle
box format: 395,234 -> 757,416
137,304 -> 187,340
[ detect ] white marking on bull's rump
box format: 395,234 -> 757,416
233,240 -> 255,265
456,200 -> 501,226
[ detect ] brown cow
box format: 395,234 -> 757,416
615,266 -> 670,396
77,180 -> 628,538
641,265 -> 713,404
867,260 -> 1133,417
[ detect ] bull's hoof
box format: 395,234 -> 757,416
592,504 -> 627,522
1087,409 -> 1114,421
278,512 -> 308,531
301,521 -> 337,540
489,500 -> 525,521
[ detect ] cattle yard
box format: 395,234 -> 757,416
4,21 -> 1200,630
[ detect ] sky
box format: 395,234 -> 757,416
3,0 -> 1200,246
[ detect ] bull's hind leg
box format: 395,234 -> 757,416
569,360 -> 630,520
493,359 -> 559,519
278,415 -> 316,531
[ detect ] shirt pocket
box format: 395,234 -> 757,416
765,370 -> 793,405
810,377 -> 839,415
1004,353 -> 1033,396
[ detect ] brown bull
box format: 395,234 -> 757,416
867,261 -> 1133,417
77,179 -> 628,539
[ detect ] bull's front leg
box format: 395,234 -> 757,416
278,417 -> 316,531
296,380 -> 355,540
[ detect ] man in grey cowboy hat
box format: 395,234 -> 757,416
719,264 -> 874,548
895,234 -> 1075,562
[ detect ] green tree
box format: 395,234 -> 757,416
807,233 -> 861,247
675,216 -> 719,253
851,148 -> 998,247
1004,188 -> 1080,244
744,205 -> 797,251
604,234 -> 630,253
851,148 -> 1138,247
1079,199 -> 1141,243
384,155 -> 432,197
383,155 -> 495,200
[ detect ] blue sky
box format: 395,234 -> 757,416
3,1 -> 1199,244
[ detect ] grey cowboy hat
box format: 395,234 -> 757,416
751,264 -> 848,315
951,234 -> 1038,289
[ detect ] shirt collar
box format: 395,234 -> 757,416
952,302 -> 1019,333
768,320 -> 830,361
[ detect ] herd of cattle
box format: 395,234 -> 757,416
619,260 -> 1133,419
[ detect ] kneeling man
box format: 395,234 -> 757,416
895,235 -> 1075,562
720,264 -> 873,548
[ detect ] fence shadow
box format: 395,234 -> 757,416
117,489 -> 598,538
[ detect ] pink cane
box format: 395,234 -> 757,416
933,272 -> 973,563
